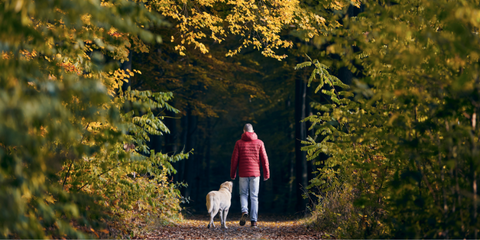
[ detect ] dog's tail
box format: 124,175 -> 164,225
206,192 -> 214,214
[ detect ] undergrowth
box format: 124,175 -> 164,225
305,186 -> 390,239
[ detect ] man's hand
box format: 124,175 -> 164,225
231,178 -> 235,180
264,178 -> 269,181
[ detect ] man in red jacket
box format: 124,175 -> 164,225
230,123 -> 270,227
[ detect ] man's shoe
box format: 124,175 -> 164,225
251,221 -> 257,227
239,212 -> 248,226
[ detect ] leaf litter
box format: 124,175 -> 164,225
138,214 -> 326,239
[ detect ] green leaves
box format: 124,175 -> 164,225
0,0 -> 186,238
294,61 -> 312,70
303,0 -> 480,238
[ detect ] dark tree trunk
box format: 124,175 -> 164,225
286,97 -> 295,212
206,118 -> 212,190
179,109 -> 188,186
165,101 -> 179,181
337,66 -> 353,85
121,51 -> 132,91
183,105 -> 197,200
295,67 -> 308,214
192,131 -> 204,208
306,86 -> 315,185
149,134 -> 162,154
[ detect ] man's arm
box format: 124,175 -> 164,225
259,142 -> 270,180
230,141 -> 239,180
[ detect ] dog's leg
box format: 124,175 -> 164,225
208,213 -> 214,228
222,208 -> 229,229
208,212 -> 212,229
208,208 -> 219,228
219,209 -> 224,228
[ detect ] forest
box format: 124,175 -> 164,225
0,0 -> 479,238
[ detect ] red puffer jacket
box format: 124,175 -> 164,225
230,132 -> 270,180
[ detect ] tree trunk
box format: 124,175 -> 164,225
192,135 -> 203,209
206,118 -> 212,191
165,101 -> 179,181
183,105 -> 197,200
149,134 -> 162,154
337,66 -> 353,85
121,51 -> 132,91
285,97 -> 295,213
179,109 -> 188,186
306,86 -> 315,184
295,67 -> 308,214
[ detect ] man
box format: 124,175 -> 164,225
230,123 -> 270,227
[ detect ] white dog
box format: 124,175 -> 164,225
206,181 -> 233,229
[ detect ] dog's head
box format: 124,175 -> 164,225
220,181 -> 233,193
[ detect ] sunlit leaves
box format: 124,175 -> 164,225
146,0 -> 356,60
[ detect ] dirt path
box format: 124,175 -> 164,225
140,214 -> 324,239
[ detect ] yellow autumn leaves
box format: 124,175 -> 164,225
147,0 -> 356,60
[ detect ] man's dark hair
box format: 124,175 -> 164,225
244,123 -> 254,132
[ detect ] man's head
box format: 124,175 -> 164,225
243,123 -> 254,132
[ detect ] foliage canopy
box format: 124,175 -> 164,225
146,0 -> 360,59
0,0 -> 188,238
302,0 -> 480,238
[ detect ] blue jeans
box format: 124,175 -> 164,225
239,177 -> 260,222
